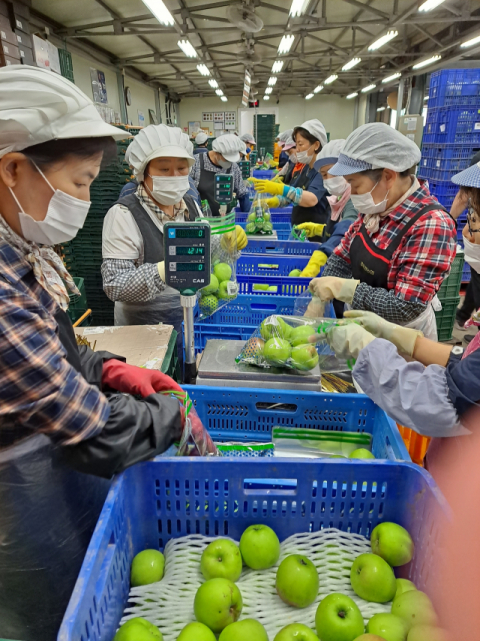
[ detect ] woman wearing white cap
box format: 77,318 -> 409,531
252,119 -> 330,241
191,133 -> 250,216
240,132 -> 256,156
274,135 -> 297,180
194,131 -> 209,155
309,123 -> 456,339
0,66 -> 213,640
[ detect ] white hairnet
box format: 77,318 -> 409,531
295,119 -> 327,148
127,124 -> 194,180
195,131 -> 208,145
240,133 -> 255,145
330,122 -> 421,176
283,136 -> 296,151
278,129 -> 293,142
212,134 -> 242,163
316,139 -> 346,168
0,64 -> 128,158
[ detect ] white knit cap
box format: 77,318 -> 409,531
295,119 -> 328,147
195,131 -> 208,144
212,133 -> 242,163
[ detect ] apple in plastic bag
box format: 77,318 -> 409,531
290,344 -> 319,371
276,554 -> 319,608
371,523 -> 414,567
219,619 -> 269,641
239,524 -> 280,570
200,539 -> 242,582
177,622 -> 216,641
260,315 -> 291,340
350,553 -> 396,603
289,324 -> 316,346
274,623 -> 319,640
194,578 -> 243,633
264,337 -> 292,366
315,593 -> 364,641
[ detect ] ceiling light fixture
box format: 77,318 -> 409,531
346,92 -> 358,99
305,93 -> 314,100
368,30 -> 398,51
197,64 -> 210,76
177,40 -> 197,58
313,85 -> 323,93
221,96 -> 228,102
342,57 -> 361,71
382,72 -> 401,83
419,0 -> 447,11
461,34 -> 480,48
263,96 -> 270,100
268,76 -> 278,86
361,84 -> 376,93
289,0 -> 310,17
377,107 -> 386,111
278,34 -> 295,54
141,0 -> 175,26
215,89 -> 224,96
265,87 -> 273,94
412,54 -> 441,69
272,60 -> 284,73
324,74 -> 338,85
209,79 -> 218,88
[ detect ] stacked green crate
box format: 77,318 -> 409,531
254,114 -> 275,157
435,248 -> 464,341
58,49 -> 74,83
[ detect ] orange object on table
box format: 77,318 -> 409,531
396,424 -> 431,466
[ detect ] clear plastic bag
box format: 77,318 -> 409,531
235,314 -> 356,374
176,392 -> 220,457
294,290 -> 336,318
244,194 -> 273,235
288,226 -> 308,242
196,211 -> 239,320
272,427 -> 372,458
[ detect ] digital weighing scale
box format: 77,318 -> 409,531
214,173 -> 234,215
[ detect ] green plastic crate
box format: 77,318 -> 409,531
160,330 -> 181,382
438,250 -> 464,301
67,277 -> 88,323
435,295 -> 460,341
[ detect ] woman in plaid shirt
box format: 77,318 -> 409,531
309,123 -> 456,340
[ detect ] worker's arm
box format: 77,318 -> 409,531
237,193 -> 250,212
318,218 -> 355,258
412,336 -> 453,367
322,253 -> 353,279
450,189 -> 469,220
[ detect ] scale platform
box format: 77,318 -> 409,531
246,230 -> 278,240
196,339 -> 321,391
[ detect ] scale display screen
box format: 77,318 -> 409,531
175,246 -> 205,256
175,228 -> 206,238
176,263 -> 205,272
163,221 -> 211,295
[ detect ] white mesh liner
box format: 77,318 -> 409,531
121,528 -> 391,640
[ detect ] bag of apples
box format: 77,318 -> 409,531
176,391 -> 220,457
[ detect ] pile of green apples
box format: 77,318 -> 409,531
199,262 -> 236,315
243,315 -> 319,371
245,207 -> 274,235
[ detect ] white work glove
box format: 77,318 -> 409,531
326,324 -> 376,360
157,261 -> 165,281
344,309 -> 423,357
309,276 -> 360,303
304,297 -> 325,319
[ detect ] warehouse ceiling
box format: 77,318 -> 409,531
30,0 -> 480,100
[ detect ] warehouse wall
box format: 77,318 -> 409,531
126,78 -> 157,126
71,51 -> 121,114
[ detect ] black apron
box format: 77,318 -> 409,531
290,165 -> 329,241
350,204 -> 442,288
197,153 -> 235,217
0,309 -> 110,641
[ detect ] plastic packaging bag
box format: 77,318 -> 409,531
288,226 -> 308,242
272,427 -> 372,458
176,392 -> 220,457
196,211 -> 239,320
294,289 -> 336,319
235,314 -> 356,373
244,194 -> 273,235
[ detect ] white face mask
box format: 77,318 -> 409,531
350,180 -> 390,216
147,174 -> 190,205
9,163 -> 91,246
296,145 -> 316,165
216,156 -> 232,170
324,176 -> 348,197
288,152 -> 297,164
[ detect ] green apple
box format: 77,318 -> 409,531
200,539 -> 242,582
371,523 -> 414,567
289,324 -> 316,347
391,590 -> 438,632
130,550 -> 165,587
354,636 -> 387,641
289,269 -> 302,277
315,593 -> 364,641
366,613 -> 409,641
218,281 -> 236,300
407,624 -> 448,641
350,553 -> 396,603
114,617 -> 162,641
274,623 -> 319,640
253,283 -> 270,291
202,274 -> 219,295
194,578 -> 243,633
244,337 -> 265,363
177,622 -> 216,641
290,344 -> 319,371
264,337 -> 292,366
260,315 -> 291,340
219,618 -> 269,641
199,294 -> 219,314
349,449 -> 375,460
239,524 -> 280,570
214,262 -> 233,283
248,212 -> 257,222
395,579 -> 416,600
276,554 -> 319,608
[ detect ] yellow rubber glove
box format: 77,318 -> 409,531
326,324 -> 376,360
272,174 -> 285,184
157,261 -> 165,281
300,251 -> 328,277
309,276 -> 360,303
221,225 -> 249,252
251,179 -> 285,196
235,225 -> 248,250
344,310 -> 423,357
296,222 -> 326,238
266,196 -> 280,208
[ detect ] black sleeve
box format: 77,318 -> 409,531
58,392 -> 183,478
77,345 -> 126,388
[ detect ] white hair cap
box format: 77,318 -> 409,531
240,133 -> 255,145
330,122 -> 421,176
278,129 -> 293,142
0,64 -> 129,158
212,133 -> 242,163
127,124 -> 194,180
195,131 -> 208,145
295,119 -> 328,148
316,139 -> 346,168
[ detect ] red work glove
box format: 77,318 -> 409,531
102,360 -> 183,397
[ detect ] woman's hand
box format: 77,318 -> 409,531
309,276 -> 359,303
326,324 -> 376,360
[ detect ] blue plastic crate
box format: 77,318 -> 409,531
237,254 -> 310,276
195,293 -> 297,325
252,169 -> 276,179
428,68 -> 480,109
237,274 -> 310,296
59,454 -> 447,641
419,143 -> 479,180
424,178 -> 459,205
244,239 -> 321,255
463,262 -> 471,282
422,106 -> 480,145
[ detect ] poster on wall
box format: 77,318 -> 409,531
214,112 -> 224,122
46,41 -> 61,74
138,110 -> 145,126
224,111 -> 236,121
202,112 -> 213,122
32,35 -> 49,70
188,121 -> 201,137
90,68 -> 108,104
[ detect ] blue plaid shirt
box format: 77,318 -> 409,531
0,239 -> 110,448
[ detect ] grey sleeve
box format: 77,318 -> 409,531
353,338 -> 459,437
191,157 -> 201,187
352,283 -> 426,324
233,163 -> 247,197
101,258 -> 166,303
322,253 -> 353,278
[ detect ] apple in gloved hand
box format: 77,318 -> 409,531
350,553 -> 396,603
219,618 -> 269,641
371,523 -> 414,567
276,554 -> 319,608
130,550 -> 165,587
391,590 -> 438,632
113,617 -> 162,641
200,539 -> 242,582
366,613 -> 409,641
177,622 -> 216,641
194,578 -> 243,633
274,623 -> 319,640
239,524 -> 280,570
315,593 -> 364,641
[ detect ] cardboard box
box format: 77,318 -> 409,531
1,39 -> 19,58
19,42 -> 33,64
0,0 -> 10,18
13,14 -> 29,34
0,26 -> 16,46
14,29 -> 31,47
0,53 -> 20,66
12,1 -> 29,20
74,324 -> 175,370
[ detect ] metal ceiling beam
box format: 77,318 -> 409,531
341,0 -> 389,19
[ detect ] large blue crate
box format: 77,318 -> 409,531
58,455 -> 447,641
195,293 -> 297,324
423,106 -> 480,145
428,68 -> 480,109
244,238 -> 321,255
237,254 -> 310,276
419,143 -> 479,180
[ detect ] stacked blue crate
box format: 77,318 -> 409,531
419,68 -> 480,283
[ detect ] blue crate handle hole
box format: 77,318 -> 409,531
243,478 -> 298,494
